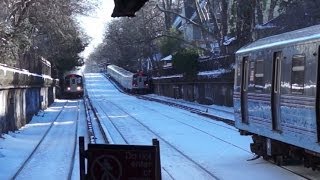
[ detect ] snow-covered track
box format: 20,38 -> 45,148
94,101 -> 130,144
133,97 -> 318,178
85,73 -> 318,179
135,101 -> 250,153
83,94 -> 109,144
104,73 -> 234,127
98,99 -> 220,180
12,100 -> 80,179
134,98 -> 318,179
279,165 -> 315,180
137,95 -> 234,126
104,71 -> 234,126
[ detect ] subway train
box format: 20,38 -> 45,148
63,74 -> 84,98
106,64 -> 150,93
233,24 -> 320,169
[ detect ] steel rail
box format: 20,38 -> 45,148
12,101 -> 69,179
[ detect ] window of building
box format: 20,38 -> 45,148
291,54 -> 305,94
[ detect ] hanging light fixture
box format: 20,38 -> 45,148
112,0 -> 149,17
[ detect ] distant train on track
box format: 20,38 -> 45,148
106,64 -> 150,94
234,24 -> 320,170
63,74 -> 84,98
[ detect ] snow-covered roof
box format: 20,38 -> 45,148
223,37 -> 236,46
152,74 -> 182,79
107,64 -> 133,77
254,24 -> 276,30
198,68 -> 232,78
237,24 -> 320,54
152,68 -> 232,80
0,63 -> 51,79
160,55 -> 172,61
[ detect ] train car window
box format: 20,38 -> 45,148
236,61 -> 241,88
255,60 -> 264,92
249,61 -> 255,91
65,78 -> 70,85
291,54 -> 305,94
77,77 -> 82,84
72,79 -> 76,84
242,58 -> 249,92
237,62 -> 241,77
273,56 -> 281,93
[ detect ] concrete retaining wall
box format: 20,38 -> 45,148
0,64 -> 58,134
152,72 -> 234,107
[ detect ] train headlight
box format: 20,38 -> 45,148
77,86 -> 82,91
67,87 -> 71,91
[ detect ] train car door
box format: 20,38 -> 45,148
271,51 -> 282,131
137,75 -> 145,88
316,46 -> 320,141
70,76 -> 77,91
241,57 -> 249,123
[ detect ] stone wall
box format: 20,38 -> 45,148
152,72 -> 234,107
0,64 -> 58,134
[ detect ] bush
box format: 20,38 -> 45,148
172,48 -> 199,80
159,29 -> 182,57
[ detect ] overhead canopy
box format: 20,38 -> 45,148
112,0 -> 149,17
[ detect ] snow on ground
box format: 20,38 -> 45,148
16,101 -> 79,179
0,100 -> 86,180
85,73 -> 311,180
145,94 -> 235,121
0,72 -> 318,179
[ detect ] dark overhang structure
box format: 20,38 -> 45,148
112,0 -> 149,17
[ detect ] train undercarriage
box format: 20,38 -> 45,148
242,131 -> 320,171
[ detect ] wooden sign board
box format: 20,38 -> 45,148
79,137 -> 161,180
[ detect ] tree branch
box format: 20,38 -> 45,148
155,4 -> 214,38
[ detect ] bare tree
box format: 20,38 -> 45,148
93,1 -> 165,72
268,0 -> 278,21
0,0 -> 93,74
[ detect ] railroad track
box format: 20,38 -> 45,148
83,82 -> 110,144
133,96 -> 319,180
137,95 -> 235,126
93,98 -> 220,180
12,100 -> 80,179
103,72 -> 234,126
99,73 -> 318,179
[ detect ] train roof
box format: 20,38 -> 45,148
236,24 -> 320,54
107,64 -> 133,77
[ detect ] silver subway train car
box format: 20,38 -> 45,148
234,24 -> 320,169
63,74 -> 84,98
106,64 -> 149,93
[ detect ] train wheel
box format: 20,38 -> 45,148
263,155 -> 270,161
273,155 -> 284,166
